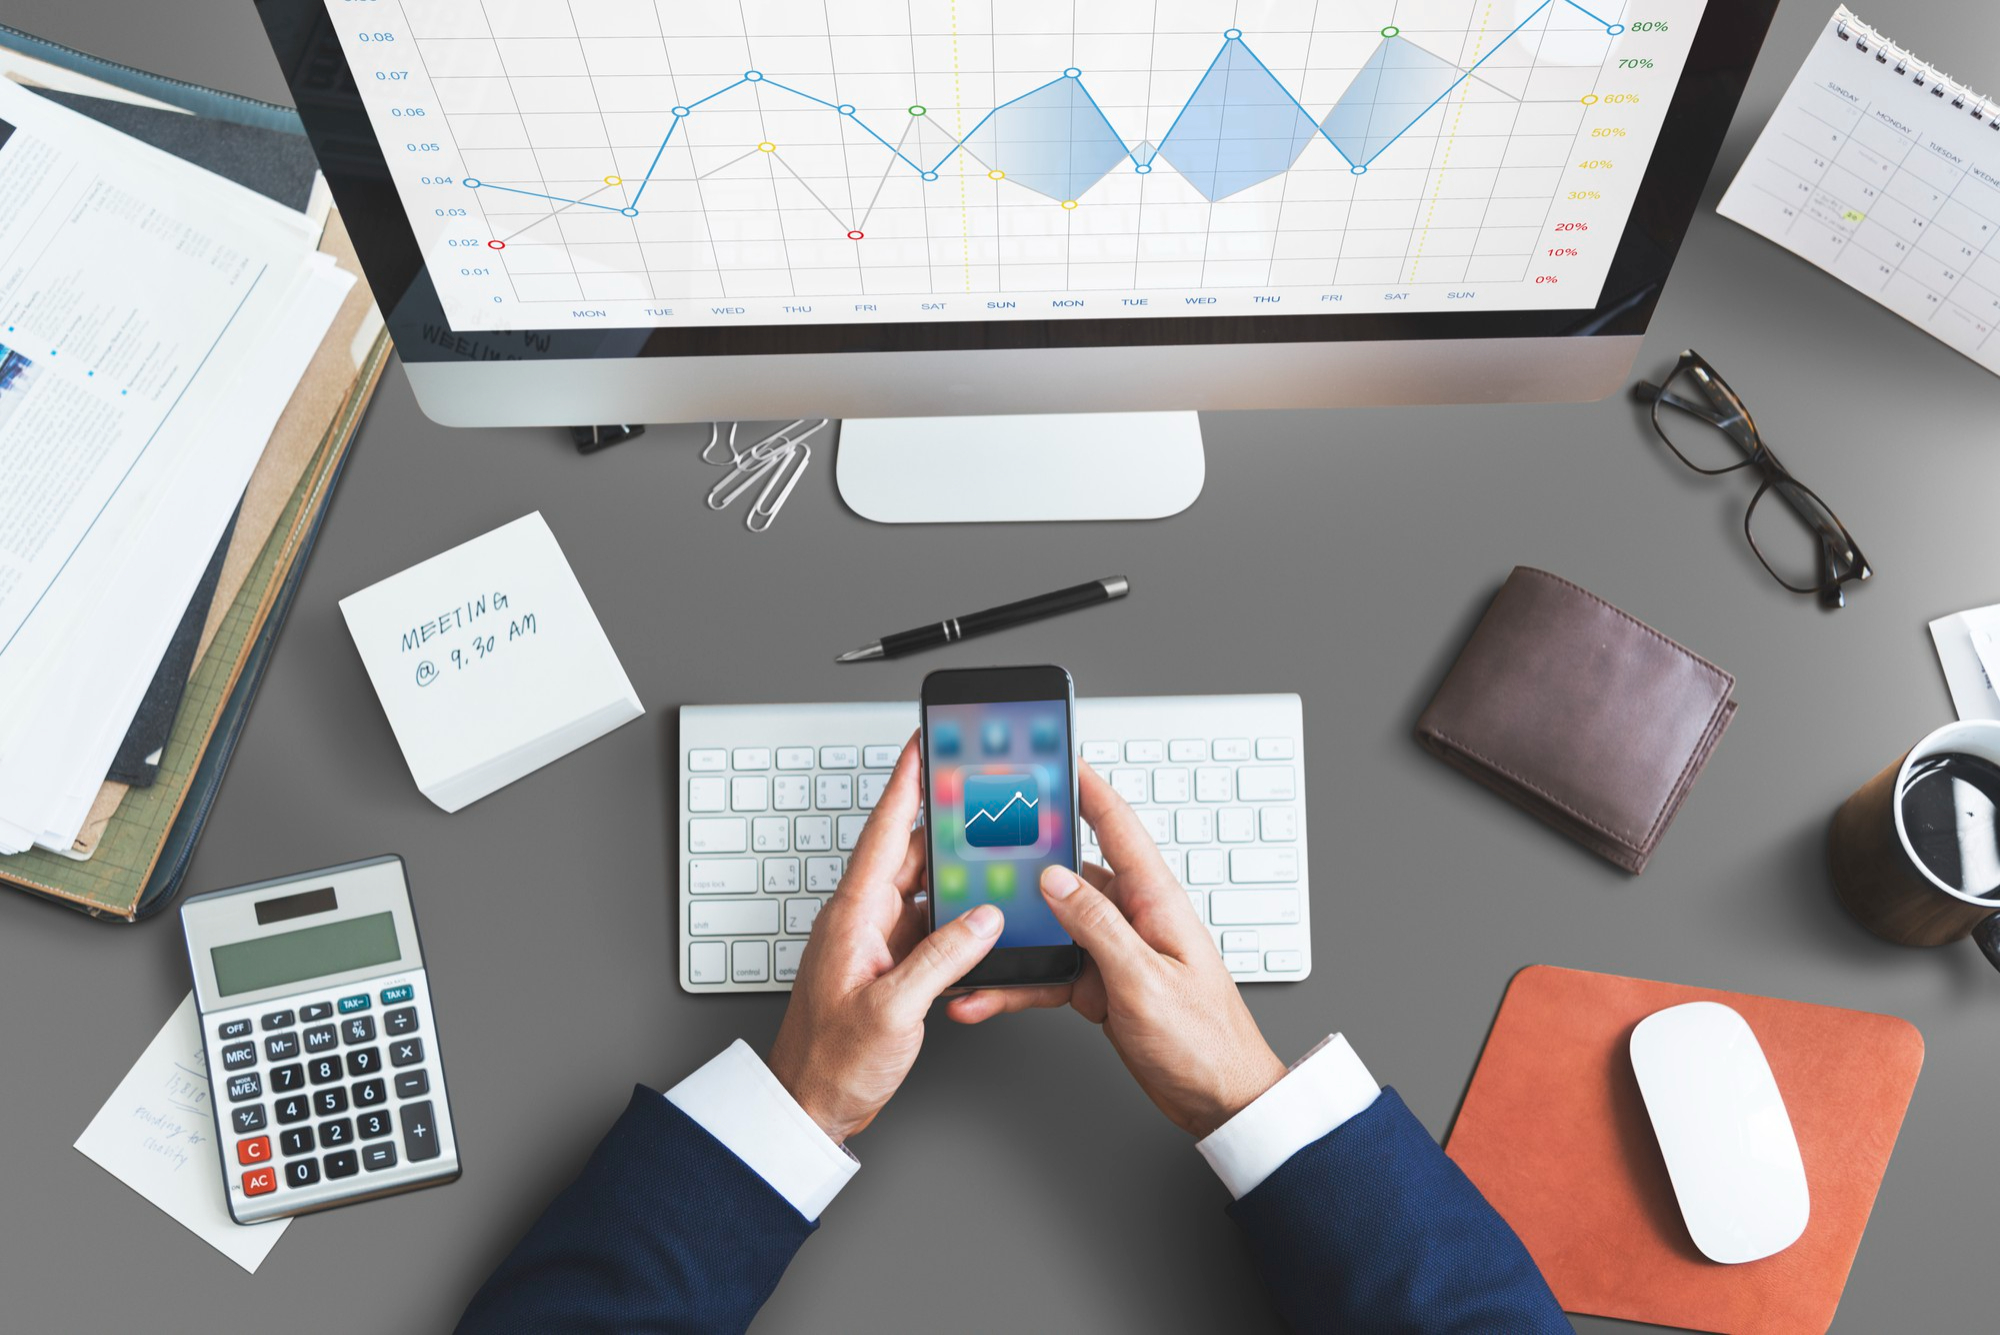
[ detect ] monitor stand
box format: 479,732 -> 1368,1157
835,411 -> 1204,523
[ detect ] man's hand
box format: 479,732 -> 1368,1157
946,763 -> 1285,1139
767,736 -> 1002,1143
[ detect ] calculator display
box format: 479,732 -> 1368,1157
210,911 -> 401,997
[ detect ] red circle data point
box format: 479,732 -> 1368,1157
487,239 -> 506,250
847,230 -> 865,240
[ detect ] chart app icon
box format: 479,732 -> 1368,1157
963,773 -> 1041,848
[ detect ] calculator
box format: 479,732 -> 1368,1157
180,856 -> 460,1224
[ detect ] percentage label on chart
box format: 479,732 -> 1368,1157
1578,160 -> 1615,169
1535,275 -> 1561,284
1630,20 -> 1670,30
1547,247 -> 1580,257
1619,58 -> 1655,68
1555,221 -> 1589,231
1591,127 -> 1628,138
1569,190 -> 1602,200
1602,93 -> 1641,104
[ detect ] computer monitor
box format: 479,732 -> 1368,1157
257,0 -> 1778,521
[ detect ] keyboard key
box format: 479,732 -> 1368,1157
1138,809 -> 1171,844
285,1158 -> 321,1189
314,1088 -> 349,1117
347,1047 -> 382,1078
753,817 -> 790,852
1257,737 -> 1296,760
820,745 -> 859,769
301,1002 -> 334,1023
1218,808 -> 1256,843
1260,808 -> 1299,841
1236,766 -> 1296,802
243,1166 -> 277,1196
338,994 -> 371,1014
307,1056 -> 343,1085
688,941 -> 727,983
689,859 -> 757,895
794,816 -> 833,851
689,900 -> 780,936
1153,768 -> 1190,803
226,1072 -> 263,1103
265,1032 -> 300,1061
1223,952 -> 1262,974
230,1104 -> 268,1134
1222,930 -> 1259,953
220,1041 -> 257,1071
1264,950 -> 1305,972
401,1100 -> 442,1161
343,1016 -> 376,1045
260,1009 -> 296,1031
1186,849 -> 1228,885
1125,740 -> 1165,763
688,818 -> 749,853
1213,738 -> 1252,761
237,1135 -> 271,1165
773,775 -> 812,811
784,897 -> 827,934
863,745 -> 901,768
281,1127 -> 316,1157
857,774 -> 888,809
816,775 -> 853,809
380,985 -> 415,1006
732,748 -> 771,770
271,1064 -> 304,1092
1169,739 -> 1208,762
1230,848 -> 1300,884
218,1018 -> 253,1040
385,1007 -> 420,1037
688,748 -> 727,772
836,815 -> 867,850
1157,849 -> 1184,883
775,939 -> 806,982
1081,741 -> 1120,765
732,776 -> 770,811
776,747 -> 815,770
1209,889 -> 1302,925
362,1143 -> 398,1173
731,940 -> 771,983
394,1071 -> 430,1099
275,1095 -> 311,1125
1196,767 -> 1233,802
304,1025 -> 339,1054
353,1078 -> 388,1108
390,1038 -> 426,1069
806,857 -> 844,892
1186,890 -> 1207,922
763,859 -> 801,893
1110,769 -> 1149,803
320,1117 -> 353,1148
1176,809 -> 1215,844
357,1110 -> 393,1140
687,777 -> 726,812
324,1149 -> 360,1180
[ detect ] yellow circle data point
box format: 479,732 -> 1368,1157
1061,199 -> 1079,209
758,142 -> 777,152
989,169 -> 1005,180
1580,94 -> 1599,106
603,175 -> 623,186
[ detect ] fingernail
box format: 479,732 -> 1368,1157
967,904 -> 1002,937
1042,867 -> 1080,900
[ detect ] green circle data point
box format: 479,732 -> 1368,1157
909,104 -> 927,116
1381,25 -> 1400,38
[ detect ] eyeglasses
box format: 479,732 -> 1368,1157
1632,349 -> 1870,609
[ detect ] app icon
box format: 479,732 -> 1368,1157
932,721 -> 962,758
934,863 -> 968,899
981,719 -> 1010,756
963,773 -> 1041,848
983,862 -> 1017,900
1030,716 -> 1062,755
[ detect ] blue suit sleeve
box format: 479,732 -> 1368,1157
1227,1087 -> 1571,1334
456,1086 -> 815,1335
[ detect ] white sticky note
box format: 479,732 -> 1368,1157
74,994 -> 290,1273
339,512 -> 644,811
1930,608 -> 2000,722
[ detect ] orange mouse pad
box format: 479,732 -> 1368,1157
1444,966 -> 1923,1335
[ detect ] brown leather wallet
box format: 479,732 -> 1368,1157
1415,567 -> 1736,874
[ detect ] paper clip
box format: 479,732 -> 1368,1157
701,419 -> 829,532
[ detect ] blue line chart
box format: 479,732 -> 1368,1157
462,0 -> 1624,223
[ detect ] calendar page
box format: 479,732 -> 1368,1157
1719,7 -> 2000,376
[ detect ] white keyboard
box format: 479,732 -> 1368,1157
678,695 -> 1312,993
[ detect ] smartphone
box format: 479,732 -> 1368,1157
920,665 -> 1084,989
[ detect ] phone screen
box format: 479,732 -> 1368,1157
924,698 -> 1077,949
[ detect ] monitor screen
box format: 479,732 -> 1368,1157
263,0 -> 1778,362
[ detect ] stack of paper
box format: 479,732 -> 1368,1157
0,77 -> 351,853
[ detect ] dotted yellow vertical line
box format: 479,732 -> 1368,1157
951,1 -> 971,291
1409,3 -> 1494,283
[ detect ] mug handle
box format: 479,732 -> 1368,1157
1974,915 -> 2000,973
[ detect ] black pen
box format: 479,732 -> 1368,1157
836,577 -> 1130,663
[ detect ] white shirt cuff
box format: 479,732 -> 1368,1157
1196,1034 -> 1380,1200
665,1039 -> 859,1221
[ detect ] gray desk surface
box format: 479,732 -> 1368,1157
3,3 -> 1997,1331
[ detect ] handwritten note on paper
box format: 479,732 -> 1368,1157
74,993 -> 290,1272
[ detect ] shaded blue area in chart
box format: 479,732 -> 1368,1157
1157,41 -> 1322,201
1321,37 -> 1469,166
964,77 -> 1131,201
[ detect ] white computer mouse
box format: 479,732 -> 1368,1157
1629,1001 -> 1810,1264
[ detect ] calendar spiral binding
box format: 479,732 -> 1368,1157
1835,7 -> 2000,130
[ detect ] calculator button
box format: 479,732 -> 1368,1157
242,1167 -> 277,1196
357,1110 -> 393,1140
346,1047 -> 382,1078
343,1015 -> 376,1044
275,1095 -> 311,1125
265,1032 -> 301,1062
220,1041 -> 257,1071
353,1078 -> 388,1108
230,1104 -> 268,1134
338,993 -> 371,1014
218,1018 -> 253,1040
394,1071 -> 430,1099
303,1025 -> 339,1054
362,1143 -> 398,1173
284,1159 -> 320,1189
260,1009 -> 296,1031
390,1037 -> 425,1068
270,1064 -> 304,1092
226,1073 -> 263,1103
400,1100 -> 442,1161
319,1117 -> 353,1148
313,1088 -> 349,1117
307,1056 -> 342,1085
324,1150 -> 360,1180
301,1002 -> 333,1022
280,1127 -> 316,1157
237,1136 -> 271,1165
385,1006 -> 420,1037
380,984 -> 415,1006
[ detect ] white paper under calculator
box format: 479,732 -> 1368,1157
1718,7 -> 2000,376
